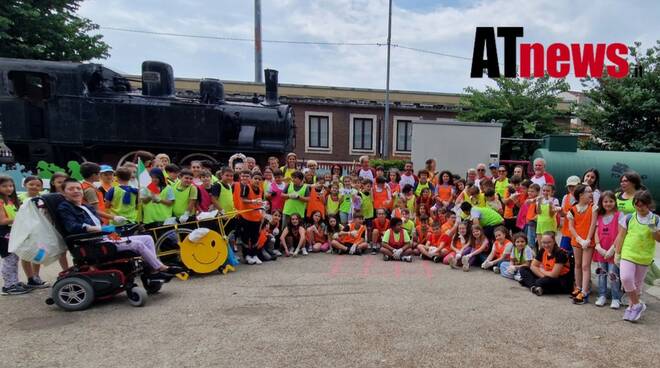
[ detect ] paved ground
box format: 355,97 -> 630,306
2,253 -> 660,368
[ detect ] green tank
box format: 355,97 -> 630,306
532,135 -> 660,202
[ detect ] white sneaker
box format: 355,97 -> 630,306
302,247 -> 309,256
349,244 -> 356,255
513,273 -> 522,282
253,256 -> 263,265
610,299 -> 621,309
493,266 -> 500,274
273,249 -> 282,257
402,255 -> 413,262
246,255 -> 256,265
595,295 -> 607,307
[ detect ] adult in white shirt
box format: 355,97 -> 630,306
475,163 -> 490,189
357,155 -> 376,181
399,161 -> 417,189
530,158 -> 555,186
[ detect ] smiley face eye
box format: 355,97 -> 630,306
211,240 -> 216,248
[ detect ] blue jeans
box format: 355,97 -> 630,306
499,261 -> 522,279
524,222 -> 537,250
559,236 -> 573,255
339,212 -> 350,225
597,262 -> 621,300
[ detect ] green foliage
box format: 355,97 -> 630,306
458,77 -> 569,160
574,41 -> 659,152
370,159 -> 406,170
0,0 -> 110,61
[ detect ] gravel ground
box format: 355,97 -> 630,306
2,253 -> 659,368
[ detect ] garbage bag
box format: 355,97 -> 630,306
187,228 -> 210,243
8,200 -> 67,265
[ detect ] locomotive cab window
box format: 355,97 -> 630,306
8,71 -> 52,103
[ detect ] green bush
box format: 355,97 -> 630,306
370,159 -> 406,170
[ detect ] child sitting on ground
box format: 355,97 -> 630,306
380,217 -> 413,262
499,233 -> 534,280
325,216 -> 342,254
371,208 -> 390,255
444,221 -> 472,267
458,224 -> 490,272
481,226 -> 512,273
306,210 -> 329,253
280,213 -> 307,257
413,215 -> 431,256
418,220 -> 445,262
331,213 -> 368,255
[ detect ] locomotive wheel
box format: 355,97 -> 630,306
116,150 -> 155,168
179,152 -> 218,166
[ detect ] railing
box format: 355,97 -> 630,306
296,159 -> 358,176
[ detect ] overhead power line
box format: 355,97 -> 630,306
100,26 -> 473,61
101,26 -> 381,47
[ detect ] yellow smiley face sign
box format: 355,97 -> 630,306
179,230 -> 229,273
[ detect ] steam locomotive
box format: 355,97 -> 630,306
0,57 -> 295,166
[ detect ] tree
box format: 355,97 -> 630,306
458,77 -> 569,160
574,41 -> 659,152
0,0 -> 109,61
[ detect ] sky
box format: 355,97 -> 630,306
78,0 -> 659,93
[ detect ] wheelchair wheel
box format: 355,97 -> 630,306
155,228 -> 192,265
141,276 -> 163,295
52,277 -> 95,311
127,286 -> 148,307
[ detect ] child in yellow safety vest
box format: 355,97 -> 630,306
171,169 -> 198,223
614,190 -> 660,322
104,167 -> 138,224
140,168 -> 175,226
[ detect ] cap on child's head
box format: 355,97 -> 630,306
489,163 -> 498,169
565,176 -> 581,187
99,165 -> 114,173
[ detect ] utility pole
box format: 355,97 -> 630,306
254,0 -> 263,83
382,0 -> 392,158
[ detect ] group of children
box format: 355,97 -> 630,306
1,152 -> 658,323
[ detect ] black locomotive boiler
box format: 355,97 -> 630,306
0,58 -> 295,166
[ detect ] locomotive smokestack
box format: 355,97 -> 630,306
264,69 -> 279,105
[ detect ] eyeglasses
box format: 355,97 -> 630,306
498,170 -> 506,173
620,178 -> 629,182
477,169 -> 486,172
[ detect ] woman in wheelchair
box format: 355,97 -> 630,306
58,178 -> 179,278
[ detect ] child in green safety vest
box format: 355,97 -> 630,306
171,169 -> 198,223
614,190 -> 660,322
414,170 -> 435,197
282,171 -> 309,228
104,167 -> 139,224
140,168 -> 175,226
164,164 -> 181,187
211,167 -> 237,215
360,177 -> 374,227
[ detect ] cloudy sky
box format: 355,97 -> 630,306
79,0 -> 659,93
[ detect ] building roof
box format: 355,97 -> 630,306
126,75 -> 574,111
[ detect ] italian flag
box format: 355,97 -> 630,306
137,158 -> 151,188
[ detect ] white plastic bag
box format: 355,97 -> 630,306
8,200 -> 67,265
187,228 -> 210,243
196,210 -> 218,221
